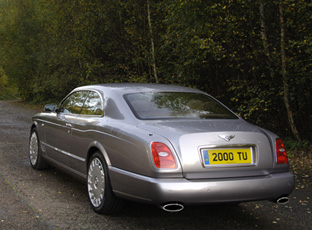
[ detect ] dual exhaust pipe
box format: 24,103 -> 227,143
161,197 -> 289,213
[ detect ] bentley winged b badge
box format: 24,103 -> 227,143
218,134 -> 235,142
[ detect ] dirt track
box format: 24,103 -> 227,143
0,100 -> 311,230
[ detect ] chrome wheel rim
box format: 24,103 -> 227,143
29,132 -> 39,166
88,157 -> 105,208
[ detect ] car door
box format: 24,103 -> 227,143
68,91 -> 105,174
44,90 -> 89,166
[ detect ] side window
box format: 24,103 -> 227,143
81,91 -> 104,116
60,91 -> 89,115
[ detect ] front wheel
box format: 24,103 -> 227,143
29,128 -> 49,170
87,152 -> 122,214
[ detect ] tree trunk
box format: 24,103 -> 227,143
147,0 -> 159,83
259,2 -> 274,79
279,2 -> 301,141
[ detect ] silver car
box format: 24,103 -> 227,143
29,84 -> 295,214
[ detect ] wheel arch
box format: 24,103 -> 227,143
30,121 -> 38,134
86,141 -> 112,169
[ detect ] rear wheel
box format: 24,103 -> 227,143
87,152 -> 122,214
29,128 -> 49,170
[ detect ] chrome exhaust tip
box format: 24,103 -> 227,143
276,197 -> 290,205
162,203 -> 184,212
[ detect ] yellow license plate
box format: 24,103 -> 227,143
202,148 -> 252,166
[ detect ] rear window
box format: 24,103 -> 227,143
124,92 -> 238,120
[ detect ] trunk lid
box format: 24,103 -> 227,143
139,119 -> 274,179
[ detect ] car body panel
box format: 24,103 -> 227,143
109,167 -> 294,205
30,83 -> 295,208
138,120 -> 275,179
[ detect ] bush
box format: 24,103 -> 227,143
284,138 -> 310,151
0,87 -> 18,100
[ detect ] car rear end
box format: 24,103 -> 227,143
110,87 -> 295,211
132,119 -> 294,209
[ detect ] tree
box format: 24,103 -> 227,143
147,0 -> 158,83
0,0 -> 311,140
279,2 -> 301,141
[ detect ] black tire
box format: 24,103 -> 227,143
87,152 -> 123,214
29,128 -> 49,170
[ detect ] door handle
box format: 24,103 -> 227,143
66,123 -> 72,133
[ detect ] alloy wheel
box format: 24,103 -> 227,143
88,157 -> 105,208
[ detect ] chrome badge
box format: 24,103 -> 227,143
218,134 -> 235,142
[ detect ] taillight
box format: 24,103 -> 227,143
276,138 -> 288,164
151,142 -> 177,169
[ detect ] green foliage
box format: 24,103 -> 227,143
0,74 -> 8,88
0,67 -> 18,99
0,0 -> 311,140
0,87 -> 18,100
284,138 -> 310,151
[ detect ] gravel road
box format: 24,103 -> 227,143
0,100 -> 311,230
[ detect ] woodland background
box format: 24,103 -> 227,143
0,0 -> 311,143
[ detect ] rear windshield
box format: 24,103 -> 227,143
124,92 -> 238,120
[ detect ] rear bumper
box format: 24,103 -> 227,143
109,167 -> 295,206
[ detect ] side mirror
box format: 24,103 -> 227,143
44,104 -> 57,112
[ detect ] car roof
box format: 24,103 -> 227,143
74,83 -> 205,95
